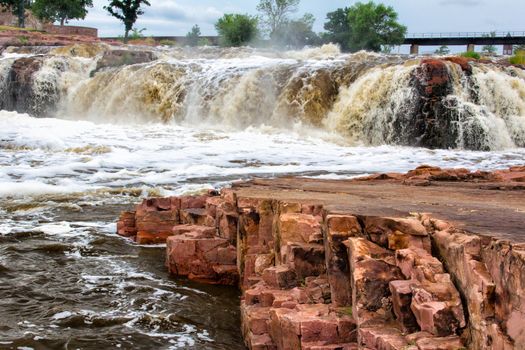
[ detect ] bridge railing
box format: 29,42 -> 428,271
405,31 -> 525,39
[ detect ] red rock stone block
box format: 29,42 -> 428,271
217,204 -> 238,243
205,196 -> 222,218
359,327 -> 411,350
324,214 -> 362,306
262,265 -> 297,289
301,203 -> 324,216
166,233 -> 238,285
247,332 -> 277,350
180,195 -> 207,209
410,274 -> 466,336
431,227 -> 498,348
117,211 -> 137,237
345,238 -> 404,326
136,231 -> 173,244
389,280 -> 419,333
278,201 -> 302,214
395,248 -> 443,282
180,208 -> 207,226
135,210 -> 178,234
363,216 -> 429,251
415,335 -> 464,350
279,213 -> 322,245
281,243 -> 326,280
242,303 -> 271,336
269,304 -> 357,350
172,224 -> 215,238
481,239 -> 525,346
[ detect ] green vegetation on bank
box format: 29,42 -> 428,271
215,14 -> 259,47
461,51 -> 481,60
32,0 -> 92,26
104,0 -> 150,43
510,51 -> 525,65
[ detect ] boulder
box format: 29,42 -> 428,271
95,49 -> 155,72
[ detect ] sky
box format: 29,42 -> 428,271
71,0 -> 524,49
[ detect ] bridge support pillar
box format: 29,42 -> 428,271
410,44 -> 419,55
467,44 -> 475,52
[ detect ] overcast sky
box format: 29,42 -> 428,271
71,0 -> 524,38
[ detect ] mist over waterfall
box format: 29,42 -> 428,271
1,44 -> 524,150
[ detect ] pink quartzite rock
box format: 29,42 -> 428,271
262,265 -> 297,289
363,216 -> 430,252
345,238 -> 404,326
280,243 -> 326,280
324,215 -> 362,306
268,304 -> 356,350
279,213 -> 322,245
117,211 -> 136,237
166,231 -> 238,285
135,210 -> 178,234
359,326 -> 412,350
410,273 -> 466,336
180,208 -> 207,226
389,280 -> 419,333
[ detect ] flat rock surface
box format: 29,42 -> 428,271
232,177 -> 525,242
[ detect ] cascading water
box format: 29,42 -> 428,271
1,43 -> 524,349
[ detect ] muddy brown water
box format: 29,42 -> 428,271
0,204 -> 244,350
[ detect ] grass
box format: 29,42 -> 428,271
509,51 -> 525,65
0,25 -> 39,32
460,51 -> 481,60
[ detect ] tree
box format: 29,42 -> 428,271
32,0 -> 93,26
104,0 -> 150,43
215,13 -> 258,47
272,13 -> 318,48
0,0 -> 31,27
322,7 -> 351,51
257,0 -> 299,37
186,24 -> 200,47
435,45 -> 450,55
482,31 -> 497,55
346,1 -> 407,52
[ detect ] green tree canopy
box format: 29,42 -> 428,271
322,8 -> 351,51
257,0 -> 299,37
104,0 -> 150,43
482,31 -> 497,55
435,45 -> 450,55
322,2 -> 406,52
215,13 -> 258,47
0,0 -> 31,27
272,13 -> 318,49
340,1 -> 406,52
32,0 -> 93,26
186,24 -> 201,47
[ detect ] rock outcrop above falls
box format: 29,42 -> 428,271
116,165 -> 525,350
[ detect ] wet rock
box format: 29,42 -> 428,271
363,216 -> 430,252
0,56 -> 58,116
116,211 -> 136,238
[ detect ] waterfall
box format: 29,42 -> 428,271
0,44 -> 524,151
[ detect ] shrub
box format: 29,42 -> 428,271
215,13 -> 258,47
159,39 -> 176,46
460,51 -> 480,60
509,51 -> 525,65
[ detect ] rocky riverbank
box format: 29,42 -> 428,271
115,165 -> 525,350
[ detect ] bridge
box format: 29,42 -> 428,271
404,31 -> 525,54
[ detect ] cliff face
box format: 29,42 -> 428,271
116,165 -> 525,350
